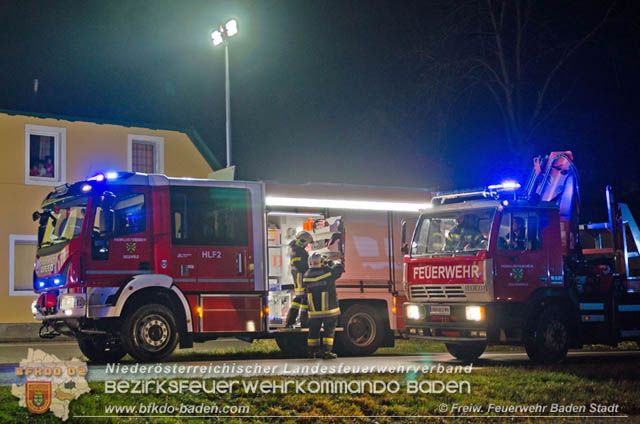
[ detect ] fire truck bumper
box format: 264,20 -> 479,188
32,293 -> 87,321
403,302 -> 492,342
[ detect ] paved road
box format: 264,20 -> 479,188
1,339 -> 639,385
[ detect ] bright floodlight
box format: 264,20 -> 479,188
225,19 -> 238,37
211,29 -> 224,46
265,196 -> 432,212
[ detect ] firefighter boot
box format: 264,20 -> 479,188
320,349 -> 337,360
308,348 -> 319,359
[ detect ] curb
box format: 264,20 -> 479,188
0,323 -> 65,343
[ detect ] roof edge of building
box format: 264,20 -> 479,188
0,108 -> 221,172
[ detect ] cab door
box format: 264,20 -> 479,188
493,209 -> 549,302
86,188 -> 153,288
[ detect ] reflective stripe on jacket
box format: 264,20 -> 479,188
303,263 -> 344,318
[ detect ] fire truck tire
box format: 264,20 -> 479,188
275,333 -> 307,356
444,342 -> 487,362
524,305 -> 569,364
77,335 -> 126,363
336,303 -> 385,356
121,304 -> 179,362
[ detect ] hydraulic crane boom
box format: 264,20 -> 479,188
524,151 -> 581,254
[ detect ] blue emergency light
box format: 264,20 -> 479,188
487,180 -> 521,191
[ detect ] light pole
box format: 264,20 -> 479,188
211,19 -> 238,169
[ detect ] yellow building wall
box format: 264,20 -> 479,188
0,112 -> 214,323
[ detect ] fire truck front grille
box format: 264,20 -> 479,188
410,285 -> 467,301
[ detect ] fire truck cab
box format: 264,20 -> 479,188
31,172 -> 428,361
403,152 -> 640,363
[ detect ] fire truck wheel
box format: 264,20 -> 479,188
77,334 -> 126,363
121,304 -> 179,362
444,342 -> 487,362
336,303 -> 385,356
275,333 -> 307,357
524,305 -> 569,364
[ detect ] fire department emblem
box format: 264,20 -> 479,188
510,267 -> 524,282
126,242 -> 137,253
25,381 -> 52,414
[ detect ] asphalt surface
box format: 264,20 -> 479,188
2,339 -> 639,386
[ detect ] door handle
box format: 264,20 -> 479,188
510,256 -> 518,262
237,252 -> 244,274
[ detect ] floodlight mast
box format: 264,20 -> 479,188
210,19 -> 239,169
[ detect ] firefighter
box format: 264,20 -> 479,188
285,231 -> 313,327
509,216 -> 527,250
445,214 -> 484,250
303,253 -> 344,359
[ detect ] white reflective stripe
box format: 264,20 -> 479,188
197,278 -> 250,283
579,303 -> 604,311
174,278 -> 197,282
86,270 -> 153,275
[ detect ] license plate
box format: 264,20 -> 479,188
429,305 -> 450,316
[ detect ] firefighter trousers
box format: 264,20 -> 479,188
285,294 -> 308,327
308,316 -> 338,352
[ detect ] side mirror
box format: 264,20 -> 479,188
101,191 -> 116,209
103,209 -> 114,235
401,220 -> 409,255
32,211 -> 40,222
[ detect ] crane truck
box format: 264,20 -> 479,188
403,151 -> 640,363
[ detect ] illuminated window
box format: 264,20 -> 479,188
9,235 -> 37,296
24,124 -> 66,186
127,134 -> 164,173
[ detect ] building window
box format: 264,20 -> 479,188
9,235 -> 37,296
127,134 -> 164,174
24,124 -> 66,186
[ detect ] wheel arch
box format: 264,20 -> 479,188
114,274 -> 193,335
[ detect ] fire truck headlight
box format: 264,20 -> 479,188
31,300 -> 38,316
59,296 -> 76,311
465,306 -> 485,321
406,304 -> 422,320
60,295 -> 84,310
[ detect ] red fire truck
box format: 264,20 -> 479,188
403,151 -> 640,363
30,172 -> 430,361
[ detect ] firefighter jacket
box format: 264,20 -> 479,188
445,225 -> 483,250
289,240 -> 309,295
302,262 -> 344,318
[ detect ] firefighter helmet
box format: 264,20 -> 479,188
308,252 -> 324,268
295,231 -> 313,247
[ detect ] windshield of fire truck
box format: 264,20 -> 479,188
38,196 -> 87,253
411,208 -> 496,256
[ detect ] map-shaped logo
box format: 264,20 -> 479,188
12,348 -> 90,421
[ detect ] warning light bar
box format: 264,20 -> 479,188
487,180 -> 521,191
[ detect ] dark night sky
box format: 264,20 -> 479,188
1,0 -> 639,221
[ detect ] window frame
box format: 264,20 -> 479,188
24,124 -> 67,186
127,134 -> 164,174
170,186 -> 250,246
497,210 -> 542,251
9,234 -> 37,296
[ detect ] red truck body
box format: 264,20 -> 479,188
31,172 -> 430,360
